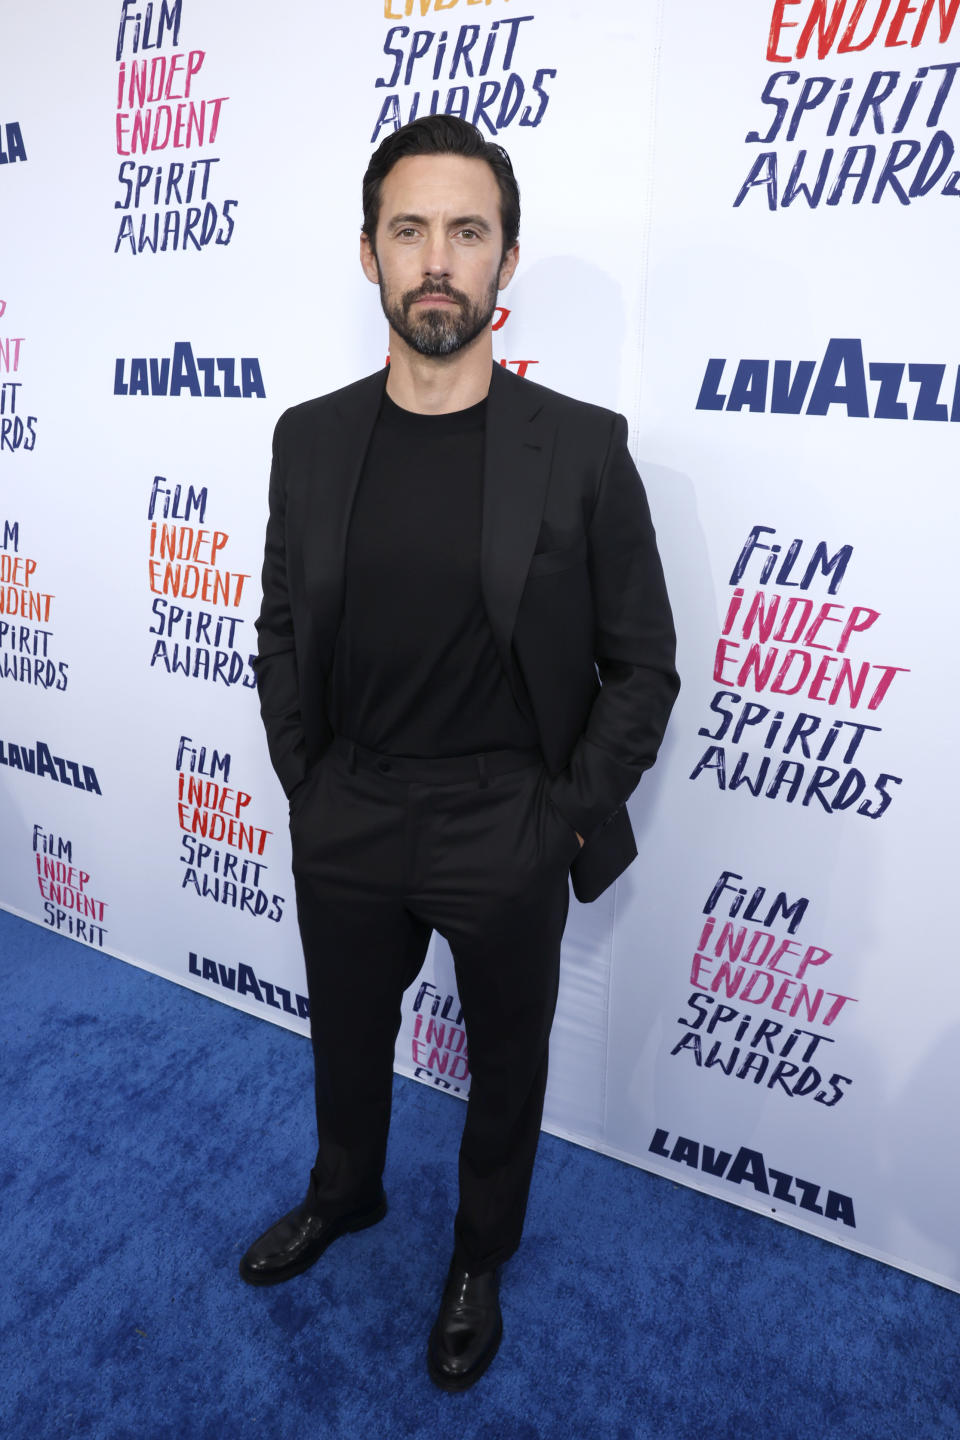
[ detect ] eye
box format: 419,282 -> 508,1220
457,228 -> 480,241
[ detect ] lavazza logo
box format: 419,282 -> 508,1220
649,1127 -> 855,1228
697,337 -> 960,420
114,340 -> 264,397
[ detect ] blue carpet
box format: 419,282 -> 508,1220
1,907 -> 957,1440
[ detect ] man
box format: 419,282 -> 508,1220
244,115 -> 679,1391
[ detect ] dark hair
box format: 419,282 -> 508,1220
362,115 -> 520,257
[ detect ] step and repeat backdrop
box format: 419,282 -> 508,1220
2,1 -> 958,1290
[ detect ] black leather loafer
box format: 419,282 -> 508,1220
238,1189 -> 387,1287
427,1260 -> 502,1391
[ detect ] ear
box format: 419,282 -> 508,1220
498,243 -> 519,291
360,232 -> 380,285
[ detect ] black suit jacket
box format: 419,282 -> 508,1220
254,360 -> 679,903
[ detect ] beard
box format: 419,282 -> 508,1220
379,273 -> 499,358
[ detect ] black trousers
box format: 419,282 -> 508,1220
289,737 -> 579,1274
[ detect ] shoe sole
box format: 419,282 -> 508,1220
238,1196 -> 387,1287
426,1313 -> 503,1392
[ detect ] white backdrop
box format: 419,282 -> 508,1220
2,0 -> 958,1292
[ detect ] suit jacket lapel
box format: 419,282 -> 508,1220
327,366 -> 389,558
305,367 -> 388,673
482,362 -> 555,686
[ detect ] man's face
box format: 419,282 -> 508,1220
360,153 -> 518,359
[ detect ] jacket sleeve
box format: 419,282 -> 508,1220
252,413 -> 308,799
548,413 -> 679,838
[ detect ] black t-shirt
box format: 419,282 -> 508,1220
329,391 -> 536,757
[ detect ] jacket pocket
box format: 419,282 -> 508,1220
527,534 -> 587,578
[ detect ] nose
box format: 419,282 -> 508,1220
423,231 -> 452,278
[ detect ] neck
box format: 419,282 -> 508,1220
384,331 -> 493,414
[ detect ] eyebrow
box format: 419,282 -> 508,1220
386,212 -> 493,234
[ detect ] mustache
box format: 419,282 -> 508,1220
402,281 -> 468,311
